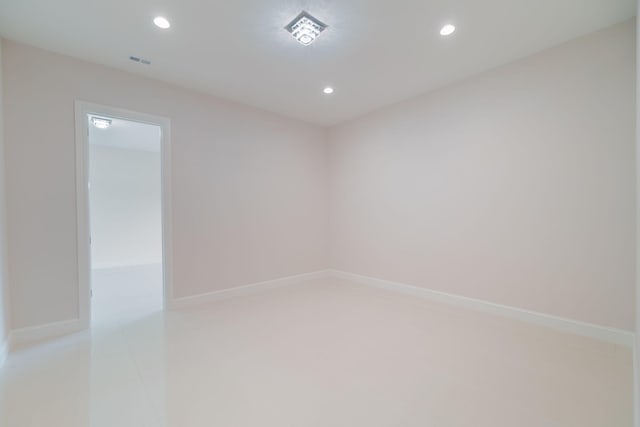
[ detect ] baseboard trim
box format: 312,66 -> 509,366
330,270 -> 635,347
92,263 -> 162,274
0,335 -> 8,368
169,270 -> 333,309
9,318 -> 85,350
3,270 -> 633,354
634,341 -> 639,427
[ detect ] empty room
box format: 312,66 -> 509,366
0,1 -> 638,426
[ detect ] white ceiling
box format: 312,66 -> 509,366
89,116 -> 161,153
0,0 -> 635,126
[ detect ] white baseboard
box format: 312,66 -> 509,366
2,269 -> 634,358
634,341 -> 639,427
92,263 -> 162,274
330,270 -> 635,347
169,270 -> 333,309
0,335 -> 8,368
9,318 -> 85,350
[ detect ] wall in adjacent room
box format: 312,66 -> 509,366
89,144 -> 162,269
0,39 -> 11,359
329,20 -> 636,331
2,40 -> 330,329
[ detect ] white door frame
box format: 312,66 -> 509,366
74,100 -> 173,328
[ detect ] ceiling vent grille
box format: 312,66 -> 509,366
129,56 -> 151,65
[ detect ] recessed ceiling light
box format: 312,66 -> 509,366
285,11 -> 327,46
91,117 -> 112,129
153,16 -> 171,29
440,24 -> 456,36
323,87 -> 334,94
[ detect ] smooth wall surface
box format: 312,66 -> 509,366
3,40 -> 329,329
0,40 -> 10,346
89,145 -> 162,269
329,21 -> 636,331
635,6 -> 639,427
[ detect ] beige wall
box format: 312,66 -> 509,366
0,40 -> 11,347
2,40 -> 330,329
329,21 -> 636,331
0,20 -> 635,337
635,5 -> 639,427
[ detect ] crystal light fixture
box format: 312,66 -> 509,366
285,11 -> 327,46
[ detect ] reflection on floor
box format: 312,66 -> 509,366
0,277 -> 633,426
91,264 -> 163,325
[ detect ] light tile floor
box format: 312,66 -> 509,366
0,277 -> 633,426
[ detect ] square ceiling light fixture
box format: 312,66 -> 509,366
285,11 -> 327,46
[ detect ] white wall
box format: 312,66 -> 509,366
635,6 -> 639,427
0,39 -> 11,354
1,20 -> 635,339
89,145 -> 162,269
2,40 -> 330,329
329,20 -> 636,331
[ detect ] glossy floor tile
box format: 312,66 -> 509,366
91,264 -> 163,325
0,278 -> 633,426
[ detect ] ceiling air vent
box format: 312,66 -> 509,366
129,56 -> 151,65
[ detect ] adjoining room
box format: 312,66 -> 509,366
87,114 -> 164,324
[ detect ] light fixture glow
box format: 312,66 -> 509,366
153,16 -> 171,29
91,117 -> 112,129
440,24 -> 456,36
285,11 -> 327,46
323,87 -> 334,94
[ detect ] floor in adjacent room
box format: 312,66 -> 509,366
0,277 -> 633,427
90,264 -> 164,325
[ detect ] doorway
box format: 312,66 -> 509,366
75,102 -> 172,327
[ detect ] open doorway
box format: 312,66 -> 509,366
75,102 -> 172,328
88,115 -> 163,323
